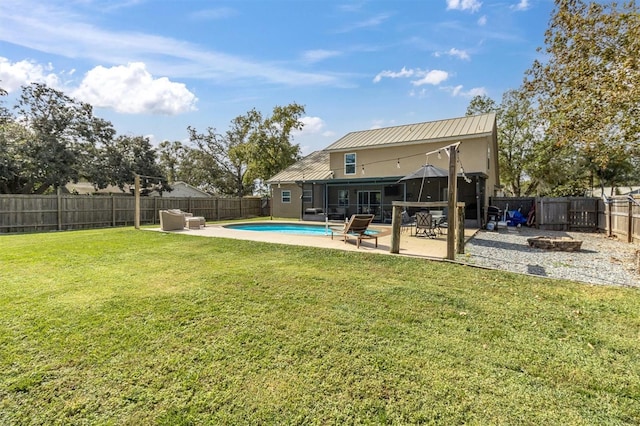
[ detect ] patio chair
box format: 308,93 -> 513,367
160,210 -> 186,231
433,208 -> 448,235
401,210 -> 416,235
415,212 -> 436,238
330,214 -> 377,248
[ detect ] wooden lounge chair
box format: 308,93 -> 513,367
330,214 -> 377,248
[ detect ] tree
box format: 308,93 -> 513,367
246,103 -> 304,184
5,83 -> 116,194
187,103 -> 305,196
92,135 -> 169,194
187,124 -> 253,197
466,91 -> 536,196
465,95 -> 497,117
525,0 -> 640,195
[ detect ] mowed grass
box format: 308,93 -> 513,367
0,227 -> 639,425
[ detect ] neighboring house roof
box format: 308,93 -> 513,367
591,186 -> 640,197
64,181 -> 128,195
267,150 -> 331,184
325,113 -> 496,152
160,181 -> 212,198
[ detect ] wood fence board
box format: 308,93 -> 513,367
0,195 -> 264,233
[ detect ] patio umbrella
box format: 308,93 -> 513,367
398,164 -> 448,202
398,164 -> 448,181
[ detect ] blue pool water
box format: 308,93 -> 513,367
224,222 -> 379,236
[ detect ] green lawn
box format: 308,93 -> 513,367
1,227 -> 639,424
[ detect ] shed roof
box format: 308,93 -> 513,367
326,113 -> 496,152
266,150 -> 331,184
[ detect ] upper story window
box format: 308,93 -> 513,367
345,153 -> 356,175
281,190 -> 291,203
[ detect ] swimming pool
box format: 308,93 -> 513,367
224,222 -> 379,236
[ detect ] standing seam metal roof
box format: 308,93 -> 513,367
325,113 -> 496,151
266,150 -> 331,183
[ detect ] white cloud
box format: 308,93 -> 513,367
409,88 -> 428,98
447,48 -> 471,60
189,7 -> 237,20
335,13 -> 391,33
302,50 -> 342,64
373,67 -> 414,83
298,116 -> 326,134
0,57 -> 61,92
451,85 -> 487,97
0,1 -> 343,88
512,0 -> 530,11
411,70 -> 449,86
374,67 -> 449,86
478,15 -> 487,26
446,0 -> 482,13
72,62 -> 197,115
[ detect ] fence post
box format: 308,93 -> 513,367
112,195 -> 116,227
628,199 -> 633,243
607,200 -> 612,237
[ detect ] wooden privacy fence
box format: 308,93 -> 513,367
603,196 -> 640,244
0,194 -> 265,234
489,196 -> 639,243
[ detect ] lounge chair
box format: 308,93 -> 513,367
166,209 -> 206,228
330,214 -> 377,248
160,210 -> 186,231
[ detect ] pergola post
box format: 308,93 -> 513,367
390,204 -> 402,254
134,174 -> 140,230
446,146 -> 458,260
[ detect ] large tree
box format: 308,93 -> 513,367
246,103 -> 304,184
525,0 -> 640,194
92,135 -> 169,194
466,90 -> 536,196
4,83 -> 116,194
187,103 -> 305,196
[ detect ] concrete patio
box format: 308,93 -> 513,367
150,220 -> 480,260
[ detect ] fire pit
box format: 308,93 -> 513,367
527,236 -> 583,252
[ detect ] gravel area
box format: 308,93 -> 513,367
458,227 -> 640,287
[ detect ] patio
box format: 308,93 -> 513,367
151,220 -> 480,260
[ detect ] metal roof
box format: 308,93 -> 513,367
266,150 -> 331,184
325,113 -> 496,151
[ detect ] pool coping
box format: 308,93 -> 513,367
148,219 -> 477,260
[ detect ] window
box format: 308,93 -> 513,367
302,189 -> 312,203
338,190 -> 349,206
345,153 -> 356,175
281,190 -> 291,203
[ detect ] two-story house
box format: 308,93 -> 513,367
267,113 -> 499,227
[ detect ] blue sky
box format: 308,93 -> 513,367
0,0 -> 553,155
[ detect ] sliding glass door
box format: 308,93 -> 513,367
357,190 -> 381,221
